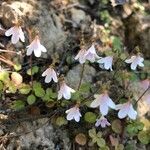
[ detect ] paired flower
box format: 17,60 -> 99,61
116,101 -> 137,120
84,44 -> 100,62
95,116 -> 111,128
58,81 -> 75,100
42,67 -> 58,83
66,105 -> 82,122
125,55 -> 144,70
90,91 -> 116,116
97,56 -> 113,71
75,48 -> 87,64
5,25 -> 25,44
26,35 -> 47,57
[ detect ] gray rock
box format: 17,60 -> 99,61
0,0 -> 66,57
66,64 -> 96,89
6,118 -> 71,150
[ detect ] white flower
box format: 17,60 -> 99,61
5,25 -> 25,44
116,102 -> 137,120
75,48 -> 87,64
95,116 -> 111,128
42,67 -> 58,83
26,36 -> 47,57
90,92 -> 116,116
66,106 -> 81,122
125,55 -> 144,70
84,44 -> 100,62
58,81 -> 75,100
97,56 -> 113,71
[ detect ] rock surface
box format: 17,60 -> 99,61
0,0 -> 66,57
66,64 -> 96,89
6,118 -> 71,150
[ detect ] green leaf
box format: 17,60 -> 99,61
45,88 -> 57,99
138,131 -> 150,144
34,87 -> 45,98
111,36 -> 123,53
55,117 -> 68,126
79,83 -> 91,93
14,64 -> 22,71
97,131 -> 102,138
19,84 -> 31,94
112,119 -> 122,134
0,81 -> 4,91
97,138 -> 106,148
11,100 -> 25,110
115,144 -> 124,150
0,71 -> 9,82
27,94 -> 36,105
84,112 -> 97,123
88,128 -> 97,138
8,81 -> 17,93
27,66 -> 39,75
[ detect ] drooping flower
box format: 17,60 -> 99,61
75,48 -> 87,64
84,44 -> 100,62
5,25 -> 25,44
26,35 -> 47,57
97,56 -> 113,71
42,67 -> 58,83
116,102 -> 137,120
125,55 -> 144,70
95,116 -> 111,128
90,91 -> 116,116
58,81 -> 75,100
66,105 -> 81,122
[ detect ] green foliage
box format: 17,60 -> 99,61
14,64 -> 22,71
27,94 -> 36,105
55,116 -> 68,126
27,66 -> 39,75
84,112 -> 97,123
0,81 -> 4,91
100,10 -> 111,24
89,128 -> 106,148
112,119 -> 122,134
138,130 -> 150,144
7,81 -> 17,93
11,100 -> 25,110
33,81 -> 45,98
0,71 -> 9,82
19,84 -> 31,94
43,88 -> 57,102
126,121 -> 144,136
111,36 -> 123,53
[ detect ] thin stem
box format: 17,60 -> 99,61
77,63 -> 85,90
0,55 -> 15,66
0,49 -> 21,55
30,55 -> 33,88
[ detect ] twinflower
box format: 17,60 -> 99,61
125,55 -> 144,70
116,101 -> 137,120
75,48 -> 87,64
90,91 -> 116,116
58,81 -> 75,100
42,67 -> 58,83
66,105 -> 81,122
26,36 -> 47,57
84,44 -> 100,62
5,25 -> 25,44
95,116 -> 111,128
97,56 -> 113,71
